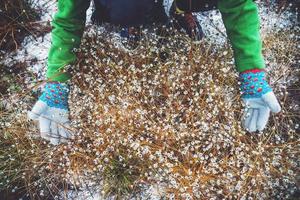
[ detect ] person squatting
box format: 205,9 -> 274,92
28,0 -> 281,145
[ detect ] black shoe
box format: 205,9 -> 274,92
118,27 -> 141,50
169,3 -> 204,41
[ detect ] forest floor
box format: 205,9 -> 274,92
0,0 -> 299,199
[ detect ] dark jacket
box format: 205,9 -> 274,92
92,0 -> 168,27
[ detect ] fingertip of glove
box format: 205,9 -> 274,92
243,124 -> 261,134
248,128 -> 257,133
268,100 -> 281,113
272,104 -> 282,113
257,126 -> 265,132
262,92 -> 282,113
27,111 -> 39,120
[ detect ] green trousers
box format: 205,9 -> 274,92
47,0 -> 265,82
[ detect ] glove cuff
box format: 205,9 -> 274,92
39,82 -> 70,110
240,69 -> 265,74
239,69 -> 272,99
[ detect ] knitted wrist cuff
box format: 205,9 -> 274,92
240,69 -> 265,74
239,69 -> 272,98
39,82 -> 69,110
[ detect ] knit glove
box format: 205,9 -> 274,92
240,69 -> 281,133
28,82 -> 72,145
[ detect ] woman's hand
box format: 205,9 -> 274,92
240,69 -> 281,133
28,82 -> 72,145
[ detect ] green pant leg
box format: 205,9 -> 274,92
46,0 -> 91,82
218,0 -> 265,72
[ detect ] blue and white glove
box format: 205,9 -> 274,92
28,82 -> 72,145
240,69 -> 281,133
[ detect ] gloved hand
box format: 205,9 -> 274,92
28,82 -> 72,145
240,69 -> 281,133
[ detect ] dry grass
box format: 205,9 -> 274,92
0,1 -> 299,199
1,24 -> 299,199
0,0 -> 50,54
0,0 -> 51,112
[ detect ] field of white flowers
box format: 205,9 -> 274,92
0,0 -> 299,199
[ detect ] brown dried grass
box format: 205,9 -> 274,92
1,25 -> 299,199
0,0 -> 50,53
0,3 -> 299,199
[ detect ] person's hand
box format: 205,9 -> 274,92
240,69 -> 281,133
28,82 -> 72,145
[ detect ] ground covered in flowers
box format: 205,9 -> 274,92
0,1 -> 299,200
